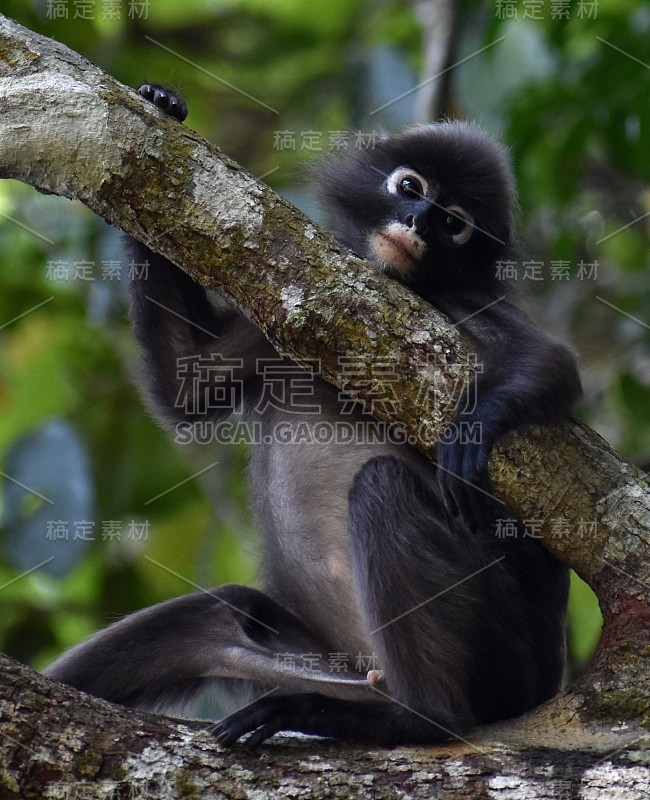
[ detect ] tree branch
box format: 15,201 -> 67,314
0,13 -> 648,794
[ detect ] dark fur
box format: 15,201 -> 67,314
45,91 -> 581,747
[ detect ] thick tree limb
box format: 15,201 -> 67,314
0,13 -> 648,796
1,654 -> 648,799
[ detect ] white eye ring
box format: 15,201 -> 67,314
386,167 -> 428,200
444,205 -> 474,245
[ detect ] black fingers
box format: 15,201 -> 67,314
212,696 -> 291,749
435,421 -> 500,526
138,83 -> 188,121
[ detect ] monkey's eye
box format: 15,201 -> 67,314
442,205 -> 474,245
386,168 -> 428,201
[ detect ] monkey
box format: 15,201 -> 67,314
44,85 -> 582,748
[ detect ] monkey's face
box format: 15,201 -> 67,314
366,165 -> 475,280
320,122 -> 516,298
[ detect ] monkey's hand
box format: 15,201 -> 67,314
436,417 -> 503,527
137,83 -> 187,121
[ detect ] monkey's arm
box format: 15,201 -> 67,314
127,241 -> 275,425
436,297 -> 582,517
124,85 -> 276,425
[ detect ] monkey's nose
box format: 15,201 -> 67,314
414,210 -> 430,237
405,214 -> 415,228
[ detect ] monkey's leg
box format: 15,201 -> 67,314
213,456 -> 482,748
44,584 -> 370,711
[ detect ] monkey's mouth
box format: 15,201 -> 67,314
368,224 -> 424,275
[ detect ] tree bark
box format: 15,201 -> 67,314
0,13 -> 648,798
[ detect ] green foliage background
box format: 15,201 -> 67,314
1,0 -> 648,685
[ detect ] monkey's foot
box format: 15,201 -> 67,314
211,694 -> 330,750
211,693 -> 454,749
